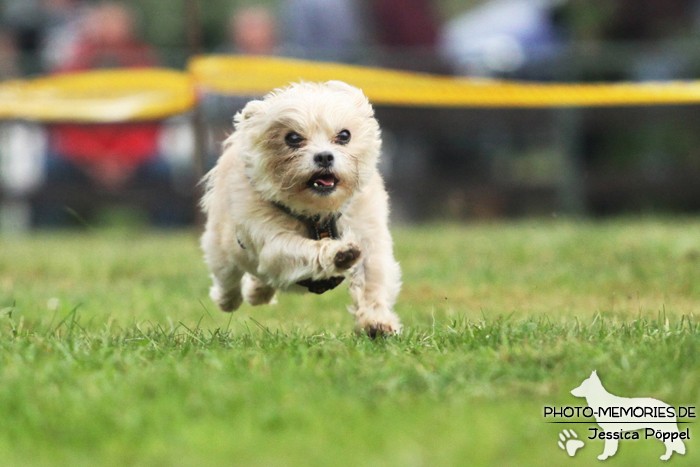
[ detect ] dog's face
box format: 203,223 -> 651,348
234,81 -> 381,213
571,370 -> 601,397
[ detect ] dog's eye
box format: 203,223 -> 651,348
335,129 -> 351,145
285,132 -> 305,148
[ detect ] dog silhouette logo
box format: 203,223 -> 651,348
571,370 -> 686,460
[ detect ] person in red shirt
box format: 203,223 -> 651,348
50,2 -> 160,189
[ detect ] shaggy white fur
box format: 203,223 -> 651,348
201,81 -> 401,335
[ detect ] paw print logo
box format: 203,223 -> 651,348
558,429 -> 585,457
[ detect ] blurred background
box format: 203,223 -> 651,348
3,0 -> 700,230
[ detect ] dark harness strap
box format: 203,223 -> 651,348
272,202 -> 345,294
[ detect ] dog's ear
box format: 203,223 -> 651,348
325,80 -> 357,92
234,99 -> 267,125
325,80 -> 365,98
591,370 -> 599,380
325,80 -> 373,116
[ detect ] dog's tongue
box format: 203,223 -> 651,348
315,175 -> 335,187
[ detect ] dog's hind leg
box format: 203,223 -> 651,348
661,436 -> 686,460
242,273 -> 277,306
202,233 -> 244,312
598,437 -> 618,460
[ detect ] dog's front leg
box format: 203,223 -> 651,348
598,436 -> 618,460
256,234 -> 361,288
348,236 -> 402,336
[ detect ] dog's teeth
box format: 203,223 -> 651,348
314,182 -> 321,187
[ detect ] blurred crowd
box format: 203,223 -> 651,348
3,0 -> 700,80
0,0 -> 153,77
0,0 -> 445,76
3,0 -> 700,229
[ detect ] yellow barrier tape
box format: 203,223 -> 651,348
189,55 -> 700,108
2,57 -> 700,124
0,68 -> 196,122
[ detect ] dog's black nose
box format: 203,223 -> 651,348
314,151 -> 334,168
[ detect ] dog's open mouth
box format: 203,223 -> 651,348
307,172 -> 339,194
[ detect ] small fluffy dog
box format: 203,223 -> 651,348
201,81 -> 401,335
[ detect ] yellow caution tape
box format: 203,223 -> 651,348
189,55 -> 700,108
0,68 -> 196,122
3,57 -> 700,124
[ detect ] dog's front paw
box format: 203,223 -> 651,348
210,285 -> 242,312
364,322 -> 398,339
333,242 -> 361,271
353,305 -> 401,338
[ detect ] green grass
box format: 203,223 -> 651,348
1,219 -> 700,466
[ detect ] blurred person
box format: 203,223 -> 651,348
439,0 -> 565,78
558,0 -> 696,80
367,0 -> 445,72
602,0 -> 694,80
1,0 -> 87,74
49,2 -> 160,190
221,5 -> 278,55
0,30 -> 20,79
2,0 -> 44,74
40,0 -> 87,72
280,0 -> 363,62
57,1 -> 156,71
206,6 -> 279,174
603,0 -> 693,41
370,0 -> 439,49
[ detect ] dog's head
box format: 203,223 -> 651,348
233,80 -> 381,214
571,370 -> 601,398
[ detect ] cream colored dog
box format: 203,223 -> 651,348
200,81 -> 401,335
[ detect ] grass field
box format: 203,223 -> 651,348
1,219 -> 700,466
